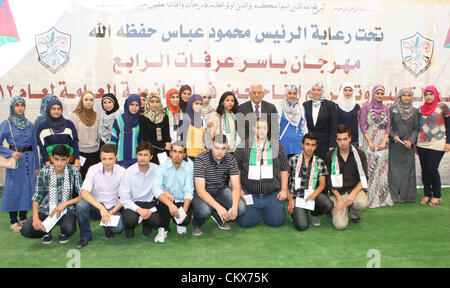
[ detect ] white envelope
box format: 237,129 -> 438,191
100,215 -> 120,227
331,174 -> 343,188
174,207 -> 187,224
79,155 -> 87,167
294,177 -> 302,190
43,208 -> 67,233
138,207 -> 158,223
295,197 -> 315,211
157,152 -> 168,164
244,194 -> 254,205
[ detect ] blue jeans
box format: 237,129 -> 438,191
236,190 -> 286,228
76,200 -> 125,240
192,186 -> 247,227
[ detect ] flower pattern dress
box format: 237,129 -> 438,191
362,109 -> 393,208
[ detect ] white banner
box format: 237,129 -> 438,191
0,0 -> 449,184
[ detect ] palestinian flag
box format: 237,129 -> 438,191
0,0 -> 20,47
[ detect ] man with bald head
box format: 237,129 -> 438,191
236,83 -> 279,142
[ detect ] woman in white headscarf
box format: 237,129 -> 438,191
279,85 -> 308,158
303,82 -> 338,159
336,82 -> 361,147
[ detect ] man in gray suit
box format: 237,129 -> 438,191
236,83 -> 279,143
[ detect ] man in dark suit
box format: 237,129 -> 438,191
236,83 -> 279,144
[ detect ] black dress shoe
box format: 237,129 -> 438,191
125,228 -> 135,239
351,217 -> 362,224
105,230 -> 115,239
143,226 -> 152,237
76,238 -> 92,249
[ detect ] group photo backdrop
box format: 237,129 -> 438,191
1,0 -> 449,185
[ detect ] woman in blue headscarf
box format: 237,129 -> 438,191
182,94 -> 207,161
36,98 -> 80,169
34,94 -> 59,135
279,85 -> 308,158
0,97 -> 39,232
34,94 -> 59,167
110,94 -> 142,168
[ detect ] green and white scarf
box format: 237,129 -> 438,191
248,138 -> 273,180
295,153 -> 318,191
331,145 -> 367,190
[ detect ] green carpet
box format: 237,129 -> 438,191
0,189 -> 449,268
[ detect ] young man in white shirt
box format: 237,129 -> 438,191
75,144 -> 126,248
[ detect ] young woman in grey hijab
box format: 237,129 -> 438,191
388,87 -> 419,203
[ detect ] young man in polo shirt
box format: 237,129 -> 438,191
75,144 -> 126,248
192,134 -> 247,236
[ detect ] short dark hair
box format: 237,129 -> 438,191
136,141 -> 154,155
100,144 -> 117,156
52,144 -> 70,158
212,134 -> 228,146
171,141 -> 187,153
302,132 -> 318,144
335,124 -> 351,137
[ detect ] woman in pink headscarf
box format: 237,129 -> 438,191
360,85 -> 393,208
416,85 -> 450,206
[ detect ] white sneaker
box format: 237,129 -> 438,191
311,216 -> 321,227
177,225 -> 187,235
154,228 -> 168,243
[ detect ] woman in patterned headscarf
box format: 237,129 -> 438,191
303,82 -> 338,159
279,85 -> 308,158
0,97 -> 39,232
416,85 -> 450,206
98,93 -> 121,147
140,91 -> 171,165
388,87 -> 419,204
360,85 -> 392,208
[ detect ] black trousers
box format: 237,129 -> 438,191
158,201 -> 192,230
79,151 -> 100,180
9,211 -> 27,225
417,147 -> 445,198
21,212 -> 77,238
122,201 -> 162,230
290,193 -> 334,231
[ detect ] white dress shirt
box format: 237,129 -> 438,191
119,162 -> 159,212
81,163 -> 126,209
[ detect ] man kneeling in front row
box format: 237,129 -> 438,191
152,142 -> 194,239
287,132 -> 334,231
75,144 -> 126,248
325,125 -> 369,230
21,145 -> 82,244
